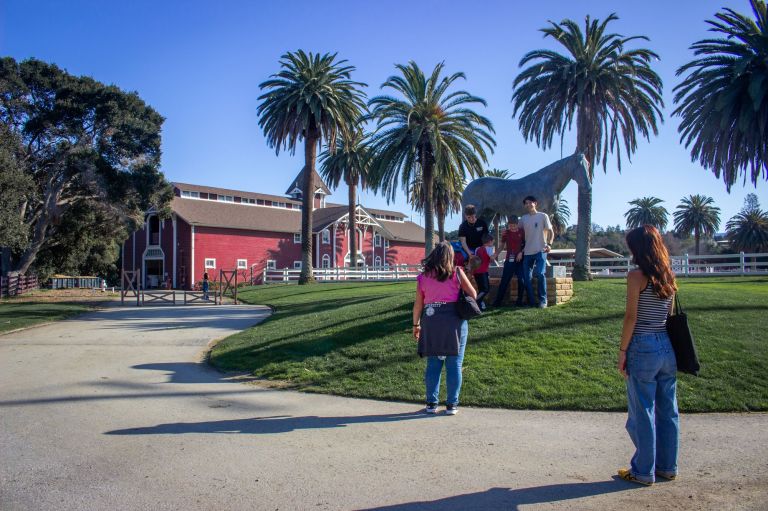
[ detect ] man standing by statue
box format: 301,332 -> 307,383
519,196 -> 553,308
458,204 -> 489,258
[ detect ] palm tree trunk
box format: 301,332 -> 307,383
348,178 -> 357,267
573,110 -> 594,281
423,157 -> 435,255
436,202 -> 446,242
573,184 -> 592,281
493,214 -> 500,251
299,132 -> 318,285
694,227 -> 700,256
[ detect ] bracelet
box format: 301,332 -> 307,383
413,324 -> 420,327
619,348 -> 627,352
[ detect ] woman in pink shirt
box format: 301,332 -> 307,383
413,242 -> 477,415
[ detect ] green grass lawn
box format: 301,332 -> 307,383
0,302 -> 92,333
210,277 -> 768,412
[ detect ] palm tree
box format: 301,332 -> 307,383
625,197 -> 669,231
550,196 -> 571,239
673,194 -> 721,255
319,128 -> 370,267
257,50 -> 366,284
484,168 -> 509,249
673,0 -> 768,191
368,61 -> 495,254
726,208 -> 768,253
512,14 -> 664,280
409,167 -> 464,242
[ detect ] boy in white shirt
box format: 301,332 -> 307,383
519,195 -> 553,308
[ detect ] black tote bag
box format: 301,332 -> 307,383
455,289 -> 482,319
666,294 -> 700,376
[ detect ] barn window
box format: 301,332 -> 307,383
293,261 -> 302,269
237,259 -> 247,269
294,233 -> 301,243
204,258 -> 216,269
322,254 -> 331,268
321,229 -> 330,244
266,260 -> 276,270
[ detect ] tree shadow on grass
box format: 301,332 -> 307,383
358,481 -> 635,511
105,411 -> 430,435
215,302 -> 413,370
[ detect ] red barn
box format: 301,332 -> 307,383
122,168 -> 428,289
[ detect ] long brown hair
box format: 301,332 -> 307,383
625,225 -> 677,299
421,241 -> 455,282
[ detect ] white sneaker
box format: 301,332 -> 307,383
424,403 -> 438,414
445,404 -> 458,415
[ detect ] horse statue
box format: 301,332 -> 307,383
461,153 -> 590,221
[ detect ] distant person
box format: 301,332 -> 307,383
458,204 -> 489,257
519,196 -> 553,308
617,225 -> 679,486
413,242 -> 477,415
202,272 -> 210,301
472,233 -> 495,311
492,217 -> 525,307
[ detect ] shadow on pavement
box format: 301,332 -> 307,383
359,481 -> 636,510
105,411 -> 431,435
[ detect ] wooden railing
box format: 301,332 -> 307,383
1,274 -> 39,297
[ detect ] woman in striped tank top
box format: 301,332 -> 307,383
617,225 -> 679,486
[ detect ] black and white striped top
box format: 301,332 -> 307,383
633,281 -> 673,335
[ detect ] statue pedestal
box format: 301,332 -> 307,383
482,266 -> 574,306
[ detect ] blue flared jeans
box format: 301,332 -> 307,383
625,331 -> 680,483
522,252 -> 547,306
425,319 -> 468,405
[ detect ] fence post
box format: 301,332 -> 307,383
395,266 -> 399,281
684,253 -> 690,276
740,252 -> 746,276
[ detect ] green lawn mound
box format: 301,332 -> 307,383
210,277 -> 768,412
0,302 -> 91,333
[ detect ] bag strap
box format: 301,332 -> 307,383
674,293 -> 684,315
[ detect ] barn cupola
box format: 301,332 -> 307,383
285,165 -> 331,209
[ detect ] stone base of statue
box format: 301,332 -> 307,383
483,265 -> 573,306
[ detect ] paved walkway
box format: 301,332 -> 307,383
1,305 -> 766,510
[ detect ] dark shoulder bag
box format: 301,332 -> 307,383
666,294 -> 701,376
456,289 -> 482,319
454,268 -> 482,320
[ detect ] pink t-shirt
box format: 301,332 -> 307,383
417,271 -> 460,304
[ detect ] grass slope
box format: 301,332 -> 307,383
0,302 -> 91,333
210,278 -> 768,412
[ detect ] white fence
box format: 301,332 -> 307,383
261,253 -> 767,283
553,252 -> 768,278
263,265 -> 422,283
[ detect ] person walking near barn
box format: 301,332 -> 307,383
412,242 -> 477,416
202,272 -> 210,301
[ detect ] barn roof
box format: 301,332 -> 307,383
170,196 -> 427,243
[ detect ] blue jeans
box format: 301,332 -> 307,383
523,252 -> 547,306
493,260 -> 524,306
425,319 -> 468,405
625,332 -> 679,482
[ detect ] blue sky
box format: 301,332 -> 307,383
2,0 -> 765,232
